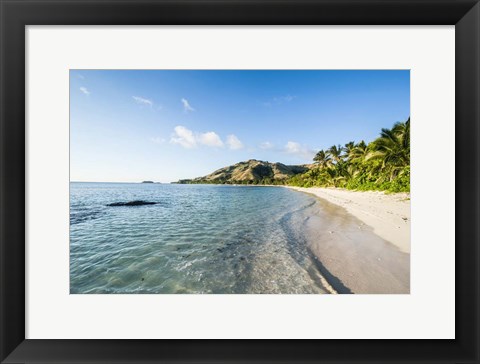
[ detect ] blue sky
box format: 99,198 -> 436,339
70,70 -> 410,183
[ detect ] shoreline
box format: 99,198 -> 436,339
287,186 -> 410,253
287,186 -> 410,293
71,182 -> 410,293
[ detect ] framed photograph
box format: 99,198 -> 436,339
1,0 -> 478,363
69,69 -> 411,296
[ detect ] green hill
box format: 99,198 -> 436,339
176,159 -> 311,185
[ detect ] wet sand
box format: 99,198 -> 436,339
289,187 -> 410,294
288,187 -> 410,253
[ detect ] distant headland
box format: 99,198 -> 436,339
175,159 -> 310,185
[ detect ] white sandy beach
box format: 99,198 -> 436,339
285,186 -> 411,293
288,187 -> 410,253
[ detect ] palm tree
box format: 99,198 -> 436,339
367,118 -> 410,180
327,144 -> 344,164
313,150 -> 332,168
349,140 -> 368,164
393,117 -> 410,154
344,141 -> 356,162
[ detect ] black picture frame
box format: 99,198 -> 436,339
1,0 -> 478,363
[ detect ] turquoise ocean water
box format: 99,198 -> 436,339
70,182 -> 330,294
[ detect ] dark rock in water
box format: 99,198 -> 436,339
141,181 -> 154,184
107,200 -> 157,207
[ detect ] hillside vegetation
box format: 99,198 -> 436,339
176,160 -> 309,185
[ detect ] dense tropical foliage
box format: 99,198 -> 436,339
287,118 -> 410,192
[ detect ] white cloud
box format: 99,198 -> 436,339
226,134 -> 244,150
275,95 -> 296,103
259,141 -> 274,149
198,131 -> 224,147
284,141 -> 315,160
76,74 -> 85,80
133,96 -> 153,107
181,98 -> 195,112
264,94 -> 296,107
170,126 -> 227,149
150,137 -> 166,144
79,87 -> 90,95
285,141 -> 301,154
170,126 -> 197,148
